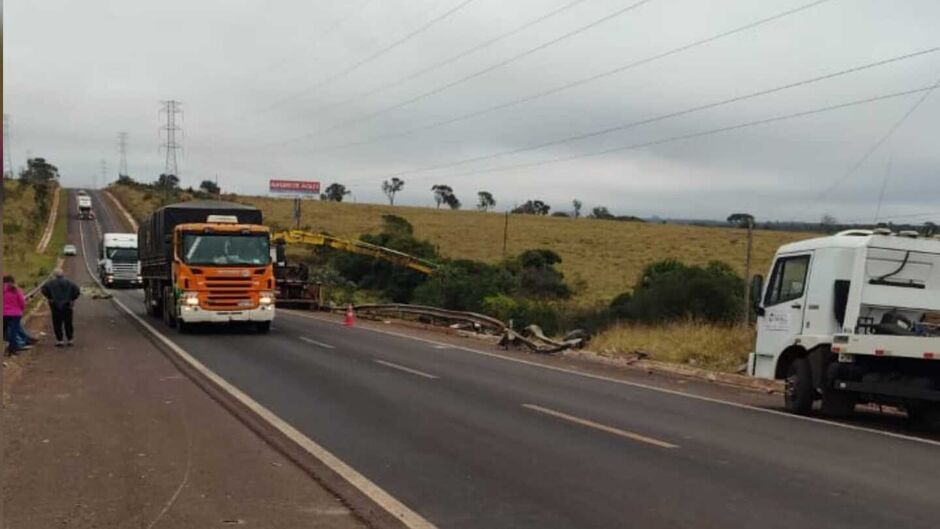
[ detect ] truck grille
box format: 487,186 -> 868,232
112,263 -> 138,280
204,277 -> 254,309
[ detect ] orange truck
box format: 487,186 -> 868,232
138,201 -> 275,333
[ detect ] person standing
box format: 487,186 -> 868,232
3,275 -> 32,355
41,269 -> 81,347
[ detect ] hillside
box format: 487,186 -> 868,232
109,184 -> 813,306
2,180 -> 67,291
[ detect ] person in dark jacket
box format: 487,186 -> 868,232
41,269 -> 81,346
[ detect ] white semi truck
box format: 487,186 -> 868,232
749,229 -> 940,427
77,194 -> 93,220
98,232 -> 141,287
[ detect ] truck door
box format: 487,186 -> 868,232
755,253 -> 812,376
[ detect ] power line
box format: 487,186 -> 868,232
351,85 -> 939,183
160,100 -> 183,177
299,0 -> 591,120
796,71 -> 940,218
267,0 -> 660,147
348,47 -> 939,182
272,0 -> 832,151
117,131 -> 129,177
260,0 -> 480,113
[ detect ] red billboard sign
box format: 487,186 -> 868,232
269,179 -> 320,194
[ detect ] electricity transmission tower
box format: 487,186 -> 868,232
117,131 -> 129,178
3,114 -> 14,178
159,100 -> 183,177
97,159 -> 108,190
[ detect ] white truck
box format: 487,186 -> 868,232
98,233 -> 141,287
77,194 -> 93,220
749,229 -> 940,427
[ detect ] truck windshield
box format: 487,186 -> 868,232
181,233 -> 270,266
107,248 -> 138,262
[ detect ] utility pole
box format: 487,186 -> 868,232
502,211 -> 510,258
160,100 -> 182,202
743,217 -> 754,325
117,131 -> 129,178
3,114 -> 14,178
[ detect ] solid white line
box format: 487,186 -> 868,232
299,336 -> 336,349
374,359 -> 439,380
281,310 -> 940,448
80,211 -> 438,529
523,404 -> 678,449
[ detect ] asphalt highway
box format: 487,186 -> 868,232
79,190 -> 940,529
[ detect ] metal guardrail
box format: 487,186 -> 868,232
351,303 -> 586,354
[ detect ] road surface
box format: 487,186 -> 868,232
80,190 -> 940,529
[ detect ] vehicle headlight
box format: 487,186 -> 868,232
259,292 -> 274,305
183,292 -> 200,305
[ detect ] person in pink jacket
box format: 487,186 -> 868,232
4,275 -> 33,355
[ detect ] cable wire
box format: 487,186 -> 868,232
346,47 -> 940,181
259,0 -> 480,113
272,0 -> 833,151
353,84 -> 939,183
267,0 -> 660,147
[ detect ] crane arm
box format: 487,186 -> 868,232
271,230 -> 437,275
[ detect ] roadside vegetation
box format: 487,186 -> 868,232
2,158 -> 67,292
107,179 -> 816,371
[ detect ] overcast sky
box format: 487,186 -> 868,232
4,0 -> 939,222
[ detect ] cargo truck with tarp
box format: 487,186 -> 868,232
138,201 -> 275,333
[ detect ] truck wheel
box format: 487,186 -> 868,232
820,386 -> 856,418
784,358 -> 814,415
255,321 -> 271,334
162,288 -> 177,329
177,320 -> 192,334
906,406 -> 940,431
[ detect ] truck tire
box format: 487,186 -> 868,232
784,358 -> 814,415
256,321 -> 271,334
177,320 -> 192,334
820,386 -> 856,418
906,406 -> 940,432
162,287 -> 177,329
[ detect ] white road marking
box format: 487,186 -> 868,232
523,404 -> 678,449
281,310 -> 940,448
299,336 -> 336,349
374,359 -> 439,380
79,209 -> 439,529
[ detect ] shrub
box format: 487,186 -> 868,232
413,260 -> 516,312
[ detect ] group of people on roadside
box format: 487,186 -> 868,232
3,270 -> 81,355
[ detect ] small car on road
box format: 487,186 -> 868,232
63,244 -> 78,256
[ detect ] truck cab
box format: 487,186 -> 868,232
98,233 -> 141,287
750,230 -> 940,424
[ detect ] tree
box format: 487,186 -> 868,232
321,182 -> 350,202
477,191 -> 496,212
726,213 -> 755,228
382,177 -> 405,205
443,193 -> 461,210
727,213 -> 755,325
589,206 -> 614,219
512,200 -> 550,215
199,179 -> 221,196
431,184 -> 454,209
821,213 -> 838,232
117,174 -> 136,185
924,221 -> 938,237
18,157 -> 59,221
572,199 -> 582,219
154,173 -> 180,191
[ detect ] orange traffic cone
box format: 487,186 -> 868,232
344,304 -> 356,327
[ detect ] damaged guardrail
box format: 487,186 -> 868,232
350,303 -> 586,354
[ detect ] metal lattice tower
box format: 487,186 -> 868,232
159,100 -> 183,177
117,131 -> 129,177
97,159 -> 108,190
3,114 -> 14,178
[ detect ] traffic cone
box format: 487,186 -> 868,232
344,304 -> 356,327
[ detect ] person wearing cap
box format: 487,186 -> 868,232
40,269 -> 81,346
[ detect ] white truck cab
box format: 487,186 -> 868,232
750,229 -> 940,425
98,232 -> 141,287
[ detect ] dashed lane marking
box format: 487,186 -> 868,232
374,359 -> 439,380
523,404 -> 678,449
299,336 -> 337,349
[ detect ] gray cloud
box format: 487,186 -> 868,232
5,0 -> 939,222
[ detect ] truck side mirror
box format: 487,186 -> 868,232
751,274 -> 765,316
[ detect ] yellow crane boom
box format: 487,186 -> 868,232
270,230 -> 437,275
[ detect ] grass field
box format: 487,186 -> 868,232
2,181 -> 67,292
110,184 -> 812,306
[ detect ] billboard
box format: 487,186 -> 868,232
269,179 -> 320,194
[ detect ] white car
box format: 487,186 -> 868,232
63,244 -> 78,256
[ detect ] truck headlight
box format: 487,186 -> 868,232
183,292 -> 200,306
259,292 -> 274,305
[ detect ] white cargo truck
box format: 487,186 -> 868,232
77,194 -> 93,220
98,233 -> 141,287
749,229 -> 940,426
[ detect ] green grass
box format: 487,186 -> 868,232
2,181 -> 65,292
